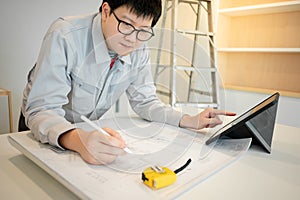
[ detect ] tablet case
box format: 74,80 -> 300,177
206,92 -> 279,153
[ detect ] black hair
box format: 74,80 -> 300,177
99,0 -> 162,27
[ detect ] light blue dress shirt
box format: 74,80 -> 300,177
21,13 -> 183,148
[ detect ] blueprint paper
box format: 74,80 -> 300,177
9,117 -> 251,199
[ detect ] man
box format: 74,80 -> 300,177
19,0 -> 234,165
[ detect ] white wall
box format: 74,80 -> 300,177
0,0 -> 101,133
219,89 -> 300,129
0,0 -> 299,133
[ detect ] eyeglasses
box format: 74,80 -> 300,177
112,11 -> 154,41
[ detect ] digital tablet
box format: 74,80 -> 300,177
205,92 -> 280,153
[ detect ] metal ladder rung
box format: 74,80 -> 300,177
189,89 -> 211,96
176,29 -> 214,36
178,0 -> 212,4
156,90 -> 170,96
175,102 -> 218,108
175,65 -> 217,72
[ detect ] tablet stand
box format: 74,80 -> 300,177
224,102 -> 278,153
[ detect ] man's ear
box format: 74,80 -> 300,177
101,2 -> 111,21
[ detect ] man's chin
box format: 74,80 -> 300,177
115,48 -> 134,56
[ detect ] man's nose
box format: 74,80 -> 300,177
124,31 -> 138,43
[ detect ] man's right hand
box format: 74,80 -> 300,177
59,128 -> 126,165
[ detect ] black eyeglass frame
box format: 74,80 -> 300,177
112,11 -> 154,41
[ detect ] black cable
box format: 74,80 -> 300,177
174,158 -> 192,174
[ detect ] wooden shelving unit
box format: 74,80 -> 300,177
219,1 -> 300,16
216,0 -> 300,98
0,88 -> 13,132
218,47 -> 300,53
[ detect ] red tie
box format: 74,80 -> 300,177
110,57 -> 118,69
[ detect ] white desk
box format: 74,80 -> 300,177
1,124 -> 299,200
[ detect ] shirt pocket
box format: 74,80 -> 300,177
108,72 -> 136,101
108,79 -> 131,101
70,73 -> 100,115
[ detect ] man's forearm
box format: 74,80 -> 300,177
58,129 -> 101,164
179,114 -> 196,129
59,129 -> 82,152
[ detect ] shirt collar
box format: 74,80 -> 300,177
92,13 -> 132,65
119,54 -> 131,65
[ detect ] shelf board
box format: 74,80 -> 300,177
219,1 -> 300,16
222,84 -> 300,98
218,48 -> 300,53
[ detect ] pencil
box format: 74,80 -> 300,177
80,115 -> 132,154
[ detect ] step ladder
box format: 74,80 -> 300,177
153,0 -> 219,108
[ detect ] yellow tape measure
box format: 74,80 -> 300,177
141,159 -> 192,189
